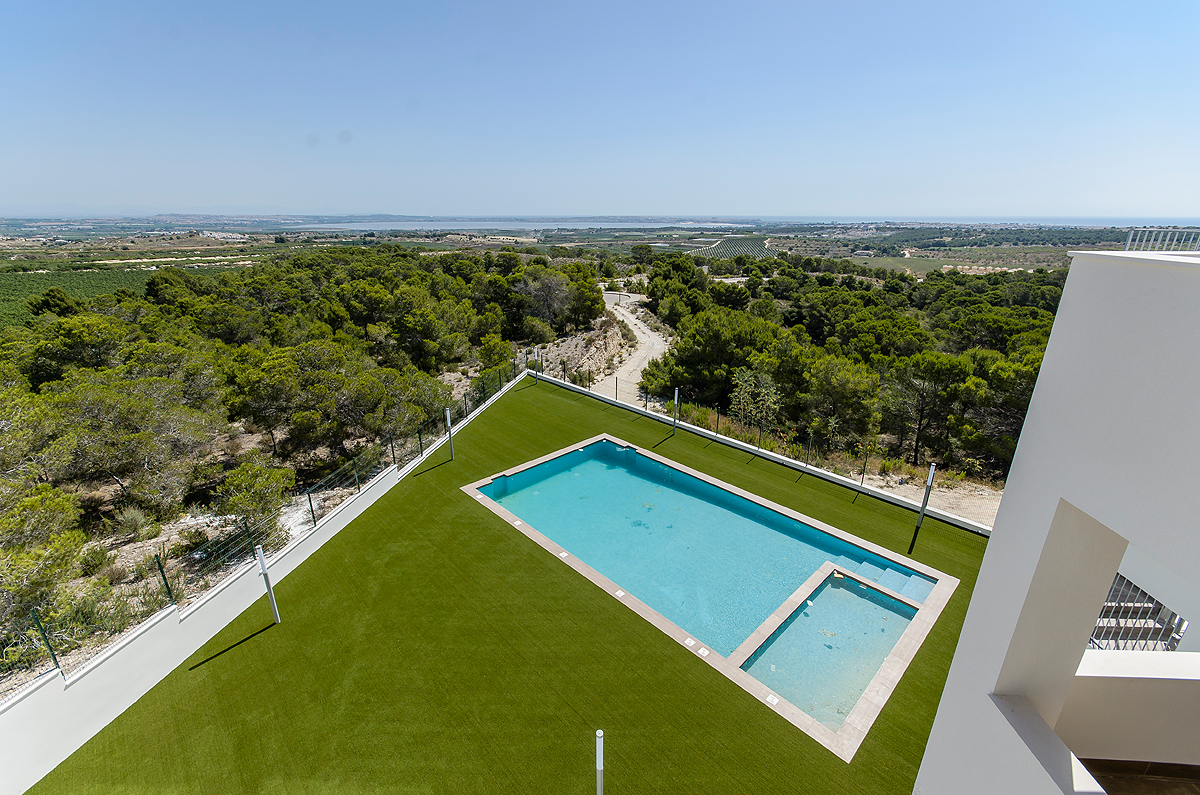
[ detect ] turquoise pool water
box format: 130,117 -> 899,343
741,575 -> 916,729
482,440 -> 933,658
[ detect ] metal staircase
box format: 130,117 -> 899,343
1089,573 -> 1189,651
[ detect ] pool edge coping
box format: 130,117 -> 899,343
460,432 -> 960,763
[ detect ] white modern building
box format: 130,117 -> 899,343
915,242 -> 1200,794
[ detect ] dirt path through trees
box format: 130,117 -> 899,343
594,294 -> 668,403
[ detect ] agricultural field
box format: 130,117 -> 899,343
690,236 -> 773,260
906,245 -> 1103,270
846,248 -> 1079,275
764,237 -> 857,259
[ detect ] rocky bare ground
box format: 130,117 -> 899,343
535,311 -> 639,384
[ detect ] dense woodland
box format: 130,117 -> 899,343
1,235 -> 1070,664
638,253 -> 1065,478
0,245 -> 605,649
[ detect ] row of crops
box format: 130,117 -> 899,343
688,236 -> 773,260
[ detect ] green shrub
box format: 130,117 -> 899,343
137,523 -> 162,541
216,450 -> 295,527
478,333 -> 512,369
78,546 -> 115,576
96,563 -> 128,584
114,505 -> 148,536
521,316 -> 555,344
167,527 -> 209,559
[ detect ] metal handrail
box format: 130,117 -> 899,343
1125,228 -> 1200,252
1089,573 -> 1189,651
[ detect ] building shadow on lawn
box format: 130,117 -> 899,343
189,623 -> 275,671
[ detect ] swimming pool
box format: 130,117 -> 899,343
464,434 -> 956,761
741,574 -> 916,730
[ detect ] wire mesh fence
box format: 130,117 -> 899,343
0,360 -> 528,704
0,613 -> 61,704
641,397 -> 1000,532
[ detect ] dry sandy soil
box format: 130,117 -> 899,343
861,472 -> 1001,529
593,294 -> 668,404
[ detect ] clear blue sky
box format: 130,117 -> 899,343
2,0 -> 1197,219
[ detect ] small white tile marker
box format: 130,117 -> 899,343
766,694 -> 780,706
614,590 -> 625,597
559,552 -> 569,558
698,647 -> 710,657
596,729 -> 604,795
684,638 -> 696,647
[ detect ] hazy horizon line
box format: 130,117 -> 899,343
4,212 -> 1199,229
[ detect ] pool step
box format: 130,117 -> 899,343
856,561 -> 885,581
876,568 -> 910,594
900,576 -> 935,603
843,560 -> 934,604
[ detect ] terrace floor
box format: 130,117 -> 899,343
30,378 -> 987,795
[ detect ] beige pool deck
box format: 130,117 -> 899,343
462,433 -> 959,763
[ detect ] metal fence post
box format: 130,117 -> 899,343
353,457 -> 360,491
255,545 -> 281,624
445,407 -> 455,460
908,463 -> 937,554
155,554 -> 175,604
672,387 -> 679,435
388,433 -> 397,465
243,517 -> 255,548
417,425 -> 424,455
596,730 -> 604,795
31,608 -> 60,670
307,491 -> 317,526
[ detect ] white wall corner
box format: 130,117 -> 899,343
994,499 -> 1128,726
991,694 -> 1106,794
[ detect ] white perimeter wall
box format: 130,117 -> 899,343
915,251 -> 1200,795
0,464 -> 399,795
0,368 -> 524,795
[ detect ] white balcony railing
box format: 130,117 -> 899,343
1125,227 -> 1200,252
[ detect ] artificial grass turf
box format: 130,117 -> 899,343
31,378 -> 988,795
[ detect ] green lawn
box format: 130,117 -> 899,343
32,379 -> 986,794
